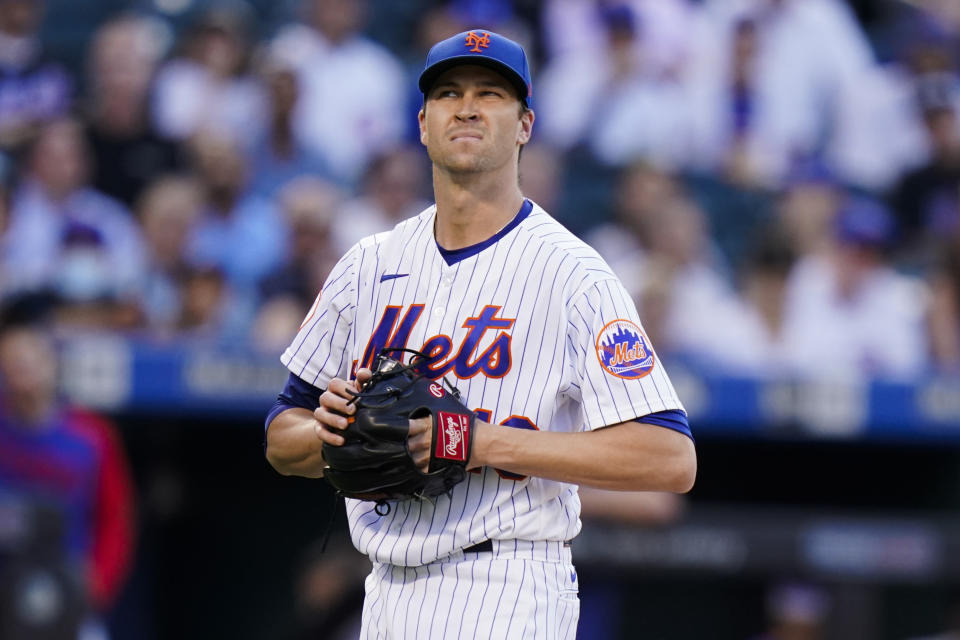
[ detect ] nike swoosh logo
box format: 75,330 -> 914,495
380,273 -> 410,282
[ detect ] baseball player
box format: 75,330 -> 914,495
265,29 -> 696,639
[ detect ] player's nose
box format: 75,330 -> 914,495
455,108 -> 479,122
455,96 -> 480,121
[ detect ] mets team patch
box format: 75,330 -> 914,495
595,319 -> 655,379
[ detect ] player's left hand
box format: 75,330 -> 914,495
408,416 -> 432,473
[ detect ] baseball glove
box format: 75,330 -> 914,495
321,349 -> 476,508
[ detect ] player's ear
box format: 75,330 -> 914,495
517,108 -> 534,146
418,108 -> 428,147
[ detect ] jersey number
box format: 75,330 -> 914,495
472,409 -> 538,480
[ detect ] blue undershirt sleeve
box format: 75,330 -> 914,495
634,409 -> 693,441
265,372 -> 324,433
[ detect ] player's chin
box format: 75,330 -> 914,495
440,154 -> 489,174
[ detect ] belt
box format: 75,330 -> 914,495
462,539 -> 572,554
463,539 -> 493,554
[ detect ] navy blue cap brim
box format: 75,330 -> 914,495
418,55 -> 530,107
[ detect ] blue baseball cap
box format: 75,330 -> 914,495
418,29 -> 532,107
835,196 -> 897,249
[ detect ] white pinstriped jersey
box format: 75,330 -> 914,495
281,200 -> 684,567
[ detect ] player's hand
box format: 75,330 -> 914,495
408,416 -> 433,473
314,368 -> 373,446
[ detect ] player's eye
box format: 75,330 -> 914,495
479,88 -> 505,98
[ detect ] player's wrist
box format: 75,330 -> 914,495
467,419 -> 491,470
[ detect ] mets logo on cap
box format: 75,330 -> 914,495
464,31 -> 491,52
595,319 -> 655,379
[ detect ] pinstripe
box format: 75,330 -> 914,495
326,336 -> 354,388
398,565 -> 423,637
419,497 -> 444,565
505,560 -> 528,639
540,560 -> 553,640
399,501 -> 426,567
365,243 -> 378,310
455,560 -> 480,640
377,565 -> 399,635
287,306 -> 330,366
360,573 -> 374,639
432,490 -> 455,562
457,233 -> 505,412
483,473 -> 504,542
413,563 -> 432,640
384,565 -> 406,634
409,217 -> 436,304
567,487 -> 580,534
496,487 -> 505,534
299,315 -> 339,384
495,240 -> 544,420
363,564 -> 386,639
289,322 -> 328,378
393,212 -> 430,296
529,250 -> 568,425
354,500 -> 390,551
506,246 -> 557,418
367,244 -> 380,310
438,559 -> 469,638
564,594 -> 580,640
528,557 -> 541,639
445,473 -> 474,553
425,561 -> 450,640
556,578 -> 570,637
475,228 -> 524,412
439,471 -> 473,560
368,250 -> 390,338
287,272 -> 350,367
416,251 -> 446,338
448,252 -> 476,327
564,273 -> 592,307
582,283 -> 628,424
472,472 -> 492,542
486,559 -> 512,639
397,213 -> 430,278
377,500 -> 414,564
307,313 -> 345,385
557,601 -> 570,636
570,305 -> 610,426
395,566 -> 414,637
372,566 -> 389,640
602,279 -> 639,404
602,279 -> 655,410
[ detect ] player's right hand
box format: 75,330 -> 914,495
313,369 -> 373,446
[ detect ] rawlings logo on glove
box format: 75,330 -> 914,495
436,412 -> 470,461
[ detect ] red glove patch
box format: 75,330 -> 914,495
435,412 -> 471,462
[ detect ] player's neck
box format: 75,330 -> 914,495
432,169 -> 524,250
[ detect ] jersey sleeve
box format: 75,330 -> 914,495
280,244 -> 359,388
566,276 -> 685,430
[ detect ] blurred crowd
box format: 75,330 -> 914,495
3,2 -> 960,637
0,0 -> 959,382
